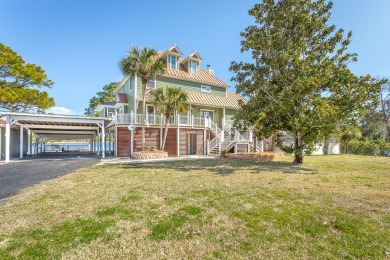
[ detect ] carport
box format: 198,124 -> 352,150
0,112 -> 112,163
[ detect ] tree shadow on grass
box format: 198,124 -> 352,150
117,158 -> 315,175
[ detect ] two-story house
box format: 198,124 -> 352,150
97,45 -> 257,157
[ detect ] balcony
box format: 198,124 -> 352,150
115,113 -> 211,128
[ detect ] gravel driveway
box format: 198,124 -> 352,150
0,153 -> 101,200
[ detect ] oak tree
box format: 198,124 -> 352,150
231,0 -> 384,164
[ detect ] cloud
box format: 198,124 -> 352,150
46,106 -> 75,115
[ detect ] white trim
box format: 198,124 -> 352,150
0,113 -> 108,120
115,126 -> 118,156
113,76 -> 130,93
134,75 -> 138,114
168,55 -> 178,70
201,85 -> 211,93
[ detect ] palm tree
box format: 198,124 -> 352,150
152,86 -> 188,150
119,47 -> 165,150
340,128 -> 362,154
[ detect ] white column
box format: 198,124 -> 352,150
249,130 -> 253,142
130,130 -> 134,158
177,126 -> 180,156
114,126 -> 118,157
108,130 -> 112,155
5,115 -> 10,163
29,130 -> 32,155
97,129 -> 100,155
20,125 -> 24,158
160,113 -> 163,149
101,124 -> 105,159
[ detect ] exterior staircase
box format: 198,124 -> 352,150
207,119 -> 252,155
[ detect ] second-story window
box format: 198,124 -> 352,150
147,76 -> 156,89
201,85 -> 211,93
169,55 -> 178,70
189,61 -> 198,74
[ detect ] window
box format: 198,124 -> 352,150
200,110 -> 214,121
168,55 -> 178,70
201,85 -> 211,93
147,76 -> 156,89
107,108 -> 115,118
146,105 -> 155,124
189,61 -> 198,74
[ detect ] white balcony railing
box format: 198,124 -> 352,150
116,113 -> 209,128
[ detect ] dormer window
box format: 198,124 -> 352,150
189,61 -> 198,74
168,55 -> 178,70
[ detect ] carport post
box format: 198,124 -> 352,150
29,130 -> 32,155
20,125 -> 24,158
108,130 -> 111,155
5,115 -> 11,163
101,124 -> 105,159
97,129 -> 100,156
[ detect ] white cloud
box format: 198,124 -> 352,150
46,106 -> 75,115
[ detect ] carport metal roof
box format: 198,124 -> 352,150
0,112 -> 113,162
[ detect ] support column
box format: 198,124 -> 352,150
177,114 -> 180,156
29,130 -> 32,155
0,127 -> 2,160
114,126 -> 117,157
160,113 -> 163,149
108,130 -> 111,155
97,129 -> 100,155
5,115 -> 10,163
20,125 -> 24,158
40,139 -> 43,154
101,124 -> 105,159
130,130 -> 134,158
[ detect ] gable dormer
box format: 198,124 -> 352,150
161,44 -> 183,70
181,52 -> 203,75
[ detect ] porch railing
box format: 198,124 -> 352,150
116,113 -> 208,128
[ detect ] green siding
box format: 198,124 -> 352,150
192,105 -> 221,127
156,76 -> 226,97
137,76 -> 143,96
225,109 -> 237,121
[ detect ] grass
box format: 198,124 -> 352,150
0,154 -> 389,259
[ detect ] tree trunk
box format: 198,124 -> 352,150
323,138 -> 330,155
386,124 -> 390,142
293,135 -> 304,164
141,83 -> 146,151
253,135 -> 258,152
161,116 -> 170,150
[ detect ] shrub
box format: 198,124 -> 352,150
348,140 -> 390,156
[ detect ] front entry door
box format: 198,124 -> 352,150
188,133 -> 197,155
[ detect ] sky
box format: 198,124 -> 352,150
1,0 -> 390,115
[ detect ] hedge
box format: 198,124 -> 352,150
347,140 -> 390,156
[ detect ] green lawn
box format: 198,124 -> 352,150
0,155 -> 389,259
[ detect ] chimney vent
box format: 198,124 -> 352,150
206,64 -> 214,75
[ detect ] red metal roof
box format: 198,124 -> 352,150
155,51 -> 229,88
